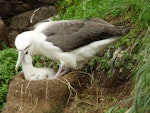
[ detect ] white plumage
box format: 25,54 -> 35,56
15,18 -> 126,78
22,54 -> 56,80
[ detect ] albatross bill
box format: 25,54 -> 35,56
15,18 -> 127,78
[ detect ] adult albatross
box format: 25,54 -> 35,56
15,18 -> 127,78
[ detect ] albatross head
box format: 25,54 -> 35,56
15,31 -> 33,72
15,31 -> 47,72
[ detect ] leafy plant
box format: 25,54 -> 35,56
0,48 -> 17,111
56,0 -> 130,20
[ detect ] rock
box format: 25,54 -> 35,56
0,0 -> 57,19
0,18 -> 7,49
0,2 -> 12,18
0,1 -> 33,19
10,6 -> 57,30
7,30 -> 19,47
15,3 -> 31,13
0,0 -> 58,47
22,0 -> 57,4
2,72 -> 82,113
0,18 -> 5,34
41,0 -> 58,4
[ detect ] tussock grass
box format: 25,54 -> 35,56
56,0 -> 129,21
56,0 -> 150,112
130,28 -> 150,113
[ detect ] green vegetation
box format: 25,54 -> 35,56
57,0 -> 150,112
0,48 -> 17,111
56,0 -> 129,20
131,32 -> 150,113
0,0 -> 150,112
105,107 -> 127,113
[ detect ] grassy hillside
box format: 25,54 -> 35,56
0,0 -> 149,112
56,0 -> 150,112
56,0 -> 149,112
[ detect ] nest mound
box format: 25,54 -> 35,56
3,72 -> 84,113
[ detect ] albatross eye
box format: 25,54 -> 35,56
24,45 -> 30,54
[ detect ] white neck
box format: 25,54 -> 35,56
22,62 -> 34,80
28,31 -> 47,55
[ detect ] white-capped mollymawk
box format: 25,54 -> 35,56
15,18 -> 128,78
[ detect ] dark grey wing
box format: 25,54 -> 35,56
88,18 -> 115,27
37,19 -> 123,52
35,20 -> 84,36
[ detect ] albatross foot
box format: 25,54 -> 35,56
54,68 -> 71,79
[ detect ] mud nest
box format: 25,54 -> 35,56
2,72 -> 88,113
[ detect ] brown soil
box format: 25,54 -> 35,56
2,72 -> 84,113
3,70 -> 132,113
64,71 -> 132,113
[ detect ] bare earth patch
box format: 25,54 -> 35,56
2,72 -> 83,113
3,70 -> 132,113
64,71 -> 132,113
